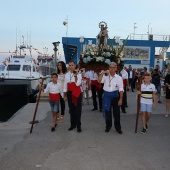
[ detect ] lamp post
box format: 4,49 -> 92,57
133,23 -> 137,40
115,36 -> 120,64
52,41 -> 60,72
115,36 -> 124,67
79,36 -> 84,54
79,36 -> 84,68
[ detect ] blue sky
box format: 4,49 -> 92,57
0,0 -> 170,62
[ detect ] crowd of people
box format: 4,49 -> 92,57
40,61 -> 170,135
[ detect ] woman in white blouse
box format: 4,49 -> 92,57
57,61 -> 67,122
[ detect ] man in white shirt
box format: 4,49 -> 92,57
120,67 -> 128,113
98,62 -> 123,134
63,61 -> 82,133
88,70 -> 102,112
128,65 -> 134,92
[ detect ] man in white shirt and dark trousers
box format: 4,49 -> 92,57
63,61 -> 82,133
98,62 -> 124,134
88,70 -> 103,112
128,65 -> 134,92
120,67 -> 128,113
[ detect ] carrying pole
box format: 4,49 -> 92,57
30,78 -> 44,133
135,76 -> 142,133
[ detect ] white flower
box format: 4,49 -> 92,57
88,40 -> 92,45
118,58 -> 120,64
87,56 -> 92,61
105,59 -> 111,64
96,56 -> 104,62
83,58 -> 88,63
105,52 -> 111,57
91,52 -> 94,56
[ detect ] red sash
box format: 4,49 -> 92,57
91,80 -> 102,93
49,93 -> 60,101
123,79 -> 127,88
82,76 -> 88,81
67,82 -> 81,106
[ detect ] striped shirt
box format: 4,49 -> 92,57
140,83 -> 156,104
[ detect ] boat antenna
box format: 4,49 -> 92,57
16,28 -> 18,56
29,31 -> 31,47
27,31 -> 28,48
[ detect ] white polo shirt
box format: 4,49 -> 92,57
140,83 -> 156,104
101,74 -> 124,92
88,70 -> 98,80
44,82 -> 62,94
63,71 -> 82,92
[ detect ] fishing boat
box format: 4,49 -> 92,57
0,45 -> 45,101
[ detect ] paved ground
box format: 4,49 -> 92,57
0,91 -> 170,170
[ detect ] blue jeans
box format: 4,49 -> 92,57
155,84 -> 161,94
49,100 -> 59,112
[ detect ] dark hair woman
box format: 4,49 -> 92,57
57,61 -> 67,122
57,61 -> 67,74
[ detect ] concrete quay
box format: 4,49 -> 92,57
0,91 -> 170,170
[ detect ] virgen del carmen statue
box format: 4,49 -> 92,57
79,21 -> 128,72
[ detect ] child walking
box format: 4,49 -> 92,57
41,73 -> 62,132
138,73 -> 156,134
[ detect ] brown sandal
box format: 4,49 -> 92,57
60,116 -> 64,123
57,112 -> 60,120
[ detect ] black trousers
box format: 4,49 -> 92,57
60,94 -> 65,116
57,94 -> 65,115
105,97 -> 121,131
67,91 -> 82,128
128,78 -> 134,91
91,85 -> 102,109
121,87 -> 127,110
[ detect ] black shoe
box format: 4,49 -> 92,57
92,108 -> 97,111
105,128 -> 110,132
141,128 -> 146,134
99,108 -> 103,112
122,110 -> 126,113
132,90 -> 134,92
117,129 -> 122,134
146,124 -> 148,130
77,128 -> 82,133
51,127 -> 55,132
158,101 -> 162,104
68,126 -> 76,131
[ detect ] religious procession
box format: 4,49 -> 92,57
37,22 -> 170,135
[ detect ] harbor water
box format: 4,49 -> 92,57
0,85 -> 30,122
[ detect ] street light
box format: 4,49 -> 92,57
133,23 -> 137,39
52,41 -> 60,72
79,36 -> 84,54
115,36 -> 121,64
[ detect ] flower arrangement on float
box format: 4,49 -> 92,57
79,36 -> 128,72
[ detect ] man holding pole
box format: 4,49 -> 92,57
98,62 -> 123,134
63,61 -> 82,133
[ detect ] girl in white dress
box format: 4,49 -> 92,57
57,61 -> 67,122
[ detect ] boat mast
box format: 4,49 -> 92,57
16,28 -> 18,56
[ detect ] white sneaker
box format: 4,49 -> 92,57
165,114 -> 168,118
